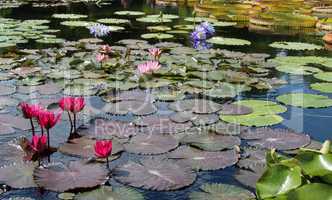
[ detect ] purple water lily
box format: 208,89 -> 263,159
89,24 -> 111,38
199,21 -> 215,37
190,21 -> 215,50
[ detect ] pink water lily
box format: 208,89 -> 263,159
100,45 -> 112,54
59,97 -> 85,137
148,48 -> 162,60
19,102 -> 43,136
96,53 -> 109,63
30,135 -> 47,153
94,140 -> 113,168
137,61 -> 161,74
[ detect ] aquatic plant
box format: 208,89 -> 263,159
148,48 -> 162,61
88,23 -> 111,37
137,61 -> 161,74
99,45 -> 112,54
96,53 -> 109,67
190,21 -> 215,49
59,97 -> 85,138
94,140 -> 113,168
19,102 -> 43,136
29,135 -> 47,165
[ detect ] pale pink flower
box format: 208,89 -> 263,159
96,53 -> 109,63
137,61 -> 161,74
148,48 -> 162,60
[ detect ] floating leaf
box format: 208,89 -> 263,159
314,72 -> 332,82
220,100 -> 286,127
52,14 -> 88,19
207,37 -> 251,46
208,121 -> 248,136
0,85 -> 16,96
114,11 -> 145,16
141,33 -> 174,39
241,128 -> 310,150
103,101 -> 157,116
169,99 -> 223,114
33,161 -> 109,192
124,134 -> 179,155
168,146 -> 239,171
97,18 -> 130,25
237,148 -> 266,172
277,93 -> 332,108
219,104 -> 253,115
287,183 -> 332,200
311,82 -> 332,93
234,169 -> 261,189
60,21 -> 94,27
113,158 -> 196,191
189,183 -> 255,200
269,42 -> 323,50
75,186 -> 144,200
0,162 -> 37,189
180,130 -> 241,151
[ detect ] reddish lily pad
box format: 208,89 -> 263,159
169,99 -> 223,114
0,162 -> 37,189
58,137 -> 123,159
135,115 -> 193,135
124,134 -> 179,155
168,146 -> 239,171
180,130 -> 241,151
219,104 -> 253,115
37,82 -> 63,95
237,148 -> 266,173
241,128 -> 311,150
0,123 -> 15,134
33,161 -> 109,192
208,122 -> 249,136
0,140 -> 26,165
75,186 -> 144,200
103,101 -> 157,116
79,119 -> 138,139
170,112 -> 219,126
234,169 -> 262,189
103,90 -> 154,102
0,114 -> 31,130
0,85 -> 16,96
113,158 -> 196,191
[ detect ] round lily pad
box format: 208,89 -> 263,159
220,100 -> 287,127
189,183 -> 255,200
311,82 -> 332,93
0,162 -> 37,189
168,146 -> 239,171
52,14 -> 88,19
113,158 -> 196,191
36,38 -> 65,44
75,186 -> 144,200
141,33 -> 174,39
277,93 -> 332,108
136,17 -> 172,23
241,128 -> 311,150
103,101 -> 157,116
58,137 -> 123,159
147,25 -> 171,32
184,17 -> 218,23
207,37 -> 251,46
180,130 -> 241,151
237,148 -> 266,172
234,169 -> 261,189
209,121 -> 248,136
169,99 -> 223,114
60,21 -> 94,27
114,11 -> 145,16
124,134 -> 179,155
33,161 -> 109,192
314,72 -> 332,82
108,25 -> 125,31
0,85 -> 16,95
97,18 -> 130,25
269,42 -> 323,50
219,104 -> 253,115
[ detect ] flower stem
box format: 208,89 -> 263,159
46,129 -> 50,162
67,111 -> 73,135
73,113 -> 77,133
106,156 -> 109,169
41,126 -> 44,136
30,118 -> 35,136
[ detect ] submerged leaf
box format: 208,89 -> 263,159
277,93 -> 332,108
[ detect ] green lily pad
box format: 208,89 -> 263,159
147,25 -> 172,32
136,17 -> 172,23
75,186 -> 144,200
108,25 -> 125,31
220,100 -> 287,127
212,21 -> 237,27
189,183 -> 255,200
97,18 -> 130,25
52,14 -> 88,19
314,72 -> 332,82
311,82 -> 332,93
184,17 -> 218,23
139,78 -> 174,88
277,93 -> 332,108
269,42 -> 323,50
60,21 -> 94,27
141,33 -> 174,39
36,38 -> 65,44
207,37 -> 251,46
287,183 -> 332,200
114,11 -> 145,16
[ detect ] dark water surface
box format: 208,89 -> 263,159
0,0 -> 332,199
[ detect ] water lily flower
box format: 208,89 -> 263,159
137,61 -> 161,74
199,21 -> 215,37
100,45 -> 112,54
148,48 -> 162,61
30,135 -> 47,153
94,140 -> 113,168
96,53 -> 109,68
191,26 -> 207,41
38,110 -> 62,158
59,97 -> 85,137
19,102 -> 43,136
89,23 -> 111,38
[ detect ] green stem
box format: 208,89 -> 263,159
73,113 -> 77,133
46,129 -> 50,162
106,156 -> 109,169
67,111 -> 73,135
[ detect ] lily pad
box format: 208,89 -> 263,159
241,128 -> 311,150
168,146 -> 239,171
113,158 -> 196,191
277,93 -> 332,108
269,42 -> 323,50
207,37 -> 251,46
141,33 -> 174,39
136,17 -> 172,23
0,85 -> 16,95
103,101 -> 157,116
0,162 -> 37,189
60,21 -> 94,27
180,129 -> 241,151
52,14 -> 88,19
169,99 -> 223,114
97,18 -> 130,25
114,11 -> 145,16
314,72 -> 332,82
311,82 -> 332,93
189,183 -> 255,200
75,186 -> 144,200
33,161 -> 109,192
124,134 -> 179,155
219,104 -> 253,115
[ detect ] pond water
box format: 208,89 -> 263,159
0,0 -> 331,199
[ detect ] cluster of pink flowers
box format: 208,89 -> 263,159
137,48 -> 163,75
59,97 -> 85,136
